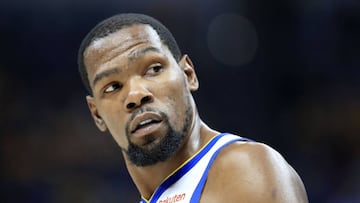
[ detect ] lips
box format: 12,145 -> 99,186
129,112 -> 163,135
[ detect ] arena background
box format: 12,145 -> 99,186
1,0 -> 359,202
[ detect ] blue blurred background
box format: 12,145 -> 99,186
1,0 -> 359,202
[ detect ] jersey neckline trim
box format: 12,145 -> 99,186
140,133 -> 228,203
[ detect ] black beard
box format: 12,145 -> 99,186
125,105 -> 192,167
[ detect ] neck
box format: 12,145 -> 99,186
124,116 -> 218,200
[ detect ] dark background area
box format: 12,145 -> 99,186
1,0 -> 359,202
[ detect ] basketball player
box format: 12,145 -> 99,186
78,13 -> 308,202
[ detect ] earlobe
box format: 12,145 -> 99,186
94,117 -> 107,131
179,54 -> 199,91
86,96 -> 107,132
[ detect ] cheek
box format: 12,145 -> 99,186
157,73 -> 185,102
98,100 -> 129,147
156,76 -> 191,127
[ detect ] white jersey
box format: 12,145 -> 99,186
140,133 -> 251,203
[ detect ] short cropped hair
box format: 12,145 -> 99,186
78,13 -> 182,95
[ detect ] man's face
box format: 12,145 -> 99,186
83,24 -> 198,166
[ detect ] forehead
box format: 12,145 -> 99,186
88,24 -> 162,54
83,24 -> 165,74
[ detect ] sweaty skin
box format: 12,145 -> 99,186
83,24 -> 308,202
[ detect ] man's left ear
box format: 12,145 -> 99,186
179,54 -> 199,91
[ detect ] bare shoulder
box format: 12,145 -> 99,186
202,139 -> 308,203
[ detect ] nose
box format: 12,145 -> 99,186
124,78 -> 153,111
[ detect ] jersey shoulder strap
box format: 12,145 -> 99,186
140,133 -> 252,203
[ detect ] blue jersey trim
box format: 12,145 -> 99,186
190,136 -> 251,202
141,133 -> 228,203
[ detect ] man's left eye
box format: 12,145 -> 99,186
146,63 -> 163,75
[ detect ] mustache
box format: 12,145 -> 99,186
125,106 -> 164,135
129,106 -> 158,121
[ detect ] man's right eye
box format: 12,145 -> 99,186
104,83 -> 122,93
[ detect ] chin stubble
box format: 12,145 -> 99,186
125,104 -> 193,167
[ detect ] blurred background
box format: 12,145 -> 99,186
0,0 -> 359,202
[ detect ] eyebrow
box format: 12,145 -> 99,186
128,46 -> 161,61
91,46 -> 161,88
92,68 -> 119,88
